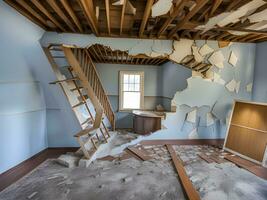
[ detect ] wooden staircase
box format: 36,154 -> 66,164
44,44 -> 115,160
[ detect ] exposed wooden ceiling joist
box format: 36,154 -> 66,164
4,0 -> 267,43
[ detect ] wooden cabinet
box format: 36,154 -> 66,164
133,110 -> 162,135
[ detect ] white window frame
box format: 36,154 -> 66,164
119,71 -> 144,111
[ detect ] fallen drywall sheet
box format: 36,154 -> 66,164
192,45 -> 204,63
186,109 -> 197,123
226,79 -> 237,92
151,0 -> 172,17
199,43 -> 214,56
196,0 -> 266,33
208,51 -> 225,69
169,39 -> 194,63
229,51 -> 238,66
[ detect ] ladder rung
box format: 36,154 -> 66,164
71,87 -> 83,92
49,77 -> 78,84
52,56 -> 65,58
81,118 -> 93,125
72,101 -> 86,108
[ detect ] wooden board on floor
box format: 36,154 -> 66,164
198,154 -> 215,163
225,155 -> 267,180
127,147 -> 152,161
166,144 -> 201,200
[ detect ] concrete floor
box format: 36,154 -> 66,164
0,158 -> 185,200
1,144 -> 267,200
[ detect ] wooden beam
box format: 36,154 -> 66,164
139,0 -> 154,37
60,0 -> 83,32
78,0 -> 99,35
120,0 -> 127,35
158,0 -> 186,37
31,0 -> 66,31
210,0 -> 223,17
166,145 -> 201,200
47,0 -> 76,32
16,0 -> 48,26
4,0 -> 47,30
105,0 -> 111,35
168,0 -> 209,38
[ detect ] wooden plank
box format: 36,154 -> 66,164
78,0 -> 99,35
139,0 -> 154,37
210,0 -> 223,17
105,0 -> 111,35
60,0 -> 83,32
225,155 -> 267,180
168,0 -> 209,38
30,0 -> 66,31
120,0 -> 127,35
198,153 -> 214,163
16,0 -> 48,26
166,144 -> 201,200
127,146 -> 152,161
158,0 -> 186,37
4,0 -> 47,30
47,0 -> 76,32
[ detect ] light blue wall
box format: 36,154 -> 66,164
95,63 -> 163,128
253,42 -> 267,103
0,2 -> 48,173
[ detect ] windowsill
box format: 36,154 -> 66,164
118,108 -> 143,113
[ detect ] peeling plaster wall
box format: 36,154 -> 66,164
253,42 -> 267,103
40,32 -> 256,139
145,41 -> 256,140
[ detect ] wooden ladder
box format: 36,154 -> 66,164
43,44 -> 114,159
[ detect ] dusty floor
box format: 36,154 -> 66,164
1,145 -> 267,200
0,158 -> 185,200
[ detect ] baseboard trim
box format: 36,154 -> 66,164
0,147 -> 78,192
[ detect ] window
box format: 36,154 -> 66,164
119,71 -> 144,110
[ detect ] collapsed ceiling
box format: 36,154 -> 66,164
4,0 -> 267,43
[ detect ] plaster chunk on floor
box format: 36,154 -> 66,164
229,51 -> 238,66
199,44 -> 214,56
169,39 -> 194,63
208,51 -> 225,69
246,83 -> 253,92
151,0 -> 172,17
57,154 -> 81,168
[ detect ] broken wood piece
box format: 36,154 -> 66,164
97,155 -> 116,161
166,144 -> 201,200
198,153 -> 214,163
126,146 -> 152,161
225,155 -> 267,180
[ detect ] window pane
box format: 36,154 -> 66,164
123,74 -> 129,83
134,84 -> 140,91
128,83 -> 134,91
129,75 -> 135,83
123,83 -> 128,91
123,92 -> 140,109
135,75 -> 140,83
